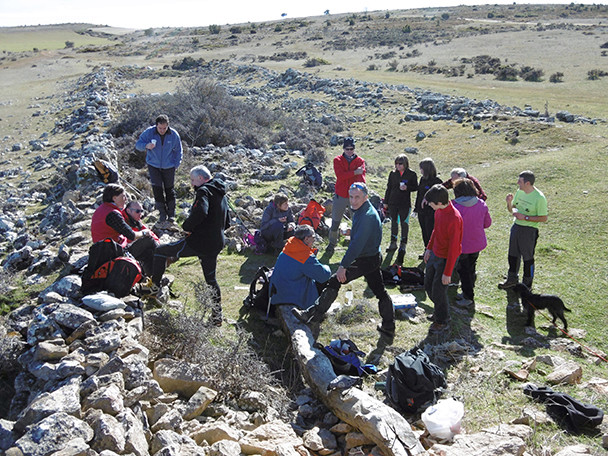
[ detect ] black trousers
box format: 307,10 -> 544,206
309,253 -> 394,329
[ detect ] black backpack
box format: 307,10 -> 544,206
105,257 -> 143,298
93,159 -> 119,184
382,265 -> 424,286
81,238 -> 125,295
385,347 -> 447,414
243,266 -> 273,318
296,163 -> 323,188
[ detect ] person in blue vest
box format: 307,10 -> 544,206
270,224 -> 331,310
135,114 -> 183,226
292,183 -> 396,338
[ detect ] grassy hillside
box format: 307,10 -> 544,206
1,4 -> 608,454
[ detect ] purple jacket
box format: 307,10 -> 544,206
452,197 -> 492,254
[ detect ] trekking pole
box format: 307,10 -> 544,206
226,197 -> 253,234
121,179 -> 145,199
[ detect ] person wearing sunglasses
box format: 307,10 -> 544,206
122,201 -> 160,277
327,136 -> 366,254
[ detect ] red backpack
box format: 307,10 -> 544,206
87,256 -> 143,298
298,200 -> 326,231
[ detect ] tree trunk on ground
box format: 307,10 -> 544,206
277,306 -> 425,456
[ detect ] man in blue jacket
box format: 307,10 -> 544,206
135,114 -> 183,226
270,225 -> 331,310
293,183 -> 396,338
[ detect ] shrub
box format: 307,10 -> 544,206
140,281 -> 293,414
587,69 -> 608,80
229,26 -> 242,34
144,28 -> 153,37
367,64 -> 378,71
171,56 -> 204,71
441,13 -> 450,20
520,66 -> 544,82
208,24 -> 221,34
387,60 -> 399,71
303,57 -> 329,67
64,41 -> 74,49
473,55 -> 502,74
402,24 -> 411,33
549,72 -> 564,83
495,65 -> 518,81
601,41 -> 608,49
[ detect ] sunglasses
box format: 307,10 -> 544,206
132,209 -> 144,214
344,147 -> 355,151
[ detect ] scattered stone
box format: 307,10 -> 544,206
546,361 -> 583,385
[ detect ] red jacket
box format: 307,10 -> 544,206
91,203 -> 128,247
333,154 -> 366,198
427,202 -> 463,276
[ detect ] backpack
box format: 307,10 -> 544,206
243,266 -> 273,318
93,159 -> 119,184
298,200 -> 326,231
382,265 -> 424,286
253,230 -> 268,255
105,256 -> 143,298
81,238 -> 125,295
314,339 -> 378,377
296,163 -> 323,188
385,347 -> 447,414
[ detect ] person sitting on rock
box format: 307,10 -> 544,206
270,224 -> 331,311
260,193 -> 295,252
91,183 -> 155,274
122,200 -> 159,276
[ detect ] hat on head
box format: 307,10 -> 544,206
343,137 -> 355,148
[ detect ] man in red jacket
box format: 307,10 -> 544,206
327,137 -> 365,253
423,184 -> 463,333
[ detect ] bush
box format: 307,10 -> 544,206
140,281 -> 293,414
495,65 -> 518,81
520,66 -> 544,82
387,60 -> 399,71
587,69 -> 607,80
303,57 -> 329,67
473,55 -> 502,74
229,26 -> 242,34
549,72 -> 564,83
367,64 -> 378,71
171,56 -> 204,71
110,75 -> 330,157
64,41 -> 74,49
208,24 -> 221,34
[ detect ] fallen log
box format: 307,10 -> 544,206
277,305 -> 425,456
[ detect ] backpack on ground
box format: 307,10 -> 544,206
385,347 -> 447,414
296,163 -> 323,188
298,199 -> 326,231
252,230 -> 268,255
243,266 -> 273,318
314,339 -> 377,377
382,265 -> 424,286
81,238 -> 125,294
93,159 -> 119,184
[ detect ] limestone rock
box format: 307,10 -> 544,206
116,407 -> 150,456
0,419 -> 15,452
554,444 -> 595,456
182,385 -> 218,420
547,361 -> 583,385
88,412 -> 126,453
190,421 -> 242,445
48,304 -> 95,329
14,412 -> 94,456
34,341 -> 69,361
82,384 -> 124,415
46,437 -> 89,456
153,358 -> 212,398
15,376 -> 81,432
150,408 -> 183,433
240,420 -> 302,455
150,429 -> 205,456
40,275 -> 82,300
344,432 -> 372,450
209,439 -> 242,456
81,293 -> 126,312
432,424 -> 529,455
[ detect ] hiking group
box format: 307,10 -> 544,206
86,114 -> 548,332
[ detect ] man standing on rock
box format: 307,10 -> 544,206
327,137 -> 365,254
135,114 -> 183,227
293,183 -> 395,338
498,170 -> 548,290
151,165 -> 230,325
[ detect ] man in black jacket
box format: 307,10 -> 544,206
151,165 -> 230,324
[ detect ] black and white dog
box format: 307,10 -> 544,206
512,283 -> 571,330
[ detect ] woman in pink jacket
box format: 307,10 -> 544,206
452,178 -> 492,305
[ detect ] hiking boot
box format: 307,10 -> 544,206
376,324 -> 395,338
291,307 -> 316,324
210,310 -> 223,327
498,278 -> 518,290
426,313 -> 435,322
454,298 -> 474,309
429,321 -> 449,332
386,240 -> 398,252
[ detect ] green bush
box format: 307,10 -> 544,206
520,65 -> 544,82
209,24 -> 221,34
494,65 -> 518,81
303,57 -> 329,67
549,72 -> 564,83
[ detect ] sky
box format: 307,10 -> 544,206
0,0 -> 593,29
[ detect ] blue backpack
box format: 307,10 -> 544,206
315,339 -> 377,377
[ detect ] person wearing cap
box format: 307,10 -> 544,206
292,182 -> 396,339
135,114 -> 183,226
327,137 -> 366,253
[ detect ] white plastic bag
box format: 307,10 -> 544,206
421,398 -> 464,440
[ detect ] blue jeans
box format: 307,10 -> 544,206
424,252 -> 450,324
